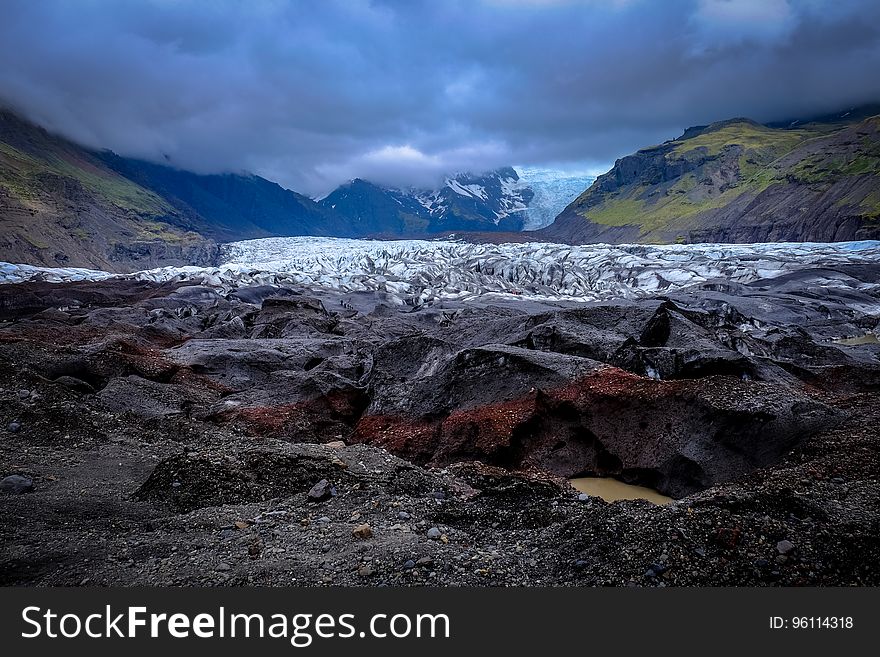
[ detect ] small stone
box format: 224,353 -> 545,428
215,562 -> 231,572
574,559 -> 589,570
6,421 -> 21,433
308,479 -> 336,502
830,477 -> 845,484
325,440 -> 346,449
397,511 -> 411,521
577,493 -> 590,502
317,516 -> 331,524
0,475 -> 34,494
403,560 -> 416,570
426,527 -> 442,540
776,540 -> 795,555
18,389 -> 31,400
416,556 -> 434,566
53,376 -> 95,393
353,523 -> 373,539
349,511 -> 362,521
358,564 -> 374,577
234,521 -> 250,530
431,491 -> 446,501
171,481 -> 181,488
440,534 -> 449,544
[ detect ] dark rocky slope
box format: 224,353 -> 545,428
320,168 -> 532,236
97,152 -> 353,241
0,110 -> 219,271
318,179 -> 431,235
1,264 -> 879,585
540,112 -> 880,245
0,109 -> 348,271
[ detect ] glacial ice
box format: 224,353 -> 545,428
514,166 -> 598,230
2,237 -> 879,308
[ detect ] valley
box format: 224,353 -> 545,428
4,106 -> 880,276
2,238 -> 879,585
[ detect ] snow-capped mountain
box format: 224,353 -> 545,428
414,167 -> 533,230
319,167 -> 534,235
514,166 -> 598,231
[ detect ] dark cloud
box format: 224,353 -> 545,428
1,0 -> 878,196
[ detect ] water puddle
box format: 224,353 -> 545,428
570,477 -> 672,505
834,333 -> 879,346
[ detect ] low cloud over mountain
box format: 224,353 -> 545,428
1,0 -> 879,196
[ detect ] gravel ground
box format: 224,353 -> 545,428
1,275 -> 879,586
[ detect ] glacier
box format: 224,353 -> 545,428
514,166 -> 598,230
3,237 -> 880,309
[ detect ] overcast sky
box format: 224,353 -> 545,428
1,0 -> 879,196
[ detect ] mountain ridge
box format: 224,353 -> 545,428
0,109 -> 357,270
539,109 -> 880,244
0,107 -> 560,269
319,167 -> 533,235
4,104 -> 880,271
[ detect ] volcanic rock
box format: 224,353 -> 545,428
1,475 -> 34,494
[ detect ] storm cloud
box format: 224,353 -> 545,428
1,0 -> 878,196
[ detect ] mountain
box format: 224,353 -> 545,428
0,109 -> 349,271
0,109 -> 213,271
413,168 -> 534,232
514,166 -> 596,230
96,153 -> 352,241
320,167 -> 534,235
317,179 -> 432,235
6,103 -> 880,273
540,109 -> 880,244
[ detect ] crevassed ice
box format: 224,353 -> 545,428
2,237 -> 880,307
514,166 -> 598,231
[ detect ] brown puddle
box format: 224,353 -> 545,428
570,477 -> 673,505
834,333 -> 880,346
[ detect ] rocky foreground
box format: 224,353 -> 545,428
2,263 -> 880,586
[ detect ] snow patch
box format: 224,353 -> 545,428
445,178 -> 487,200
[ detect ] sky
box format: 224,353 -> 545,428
1,0 -> 879,197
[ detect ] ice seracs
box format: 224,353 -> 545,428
515,166 -> 598,231
3,238 -> 880,312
